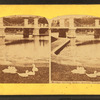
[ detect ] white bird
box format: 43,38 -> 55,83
96,71 -> 100,76
86,71 -> 97,78
32,64 -> 38,72
32,63 -> 35,67
17,70 -> 29,77
2,66 -> 17,74
27,71 -> 35,75
71,66 -> 86,74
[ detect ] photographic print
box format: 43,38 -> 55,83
0,5 -> 100,95
0,15 -> 50,83
51,15 -> 100,83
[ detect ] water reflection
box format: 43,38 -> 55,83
0,35 -> 49,66
59,42 -> 100,68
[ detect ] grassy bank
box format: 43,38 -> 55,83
0,65 -> 49,83
51,62 -> 100,82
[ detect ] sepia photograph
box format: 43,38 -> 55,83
0,15 -> 50,83
51,15 -> 100,83
1,14 -> 100,83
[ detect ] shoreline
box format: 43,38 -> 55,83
76,39 -> 100,46
0,60 -> 49,67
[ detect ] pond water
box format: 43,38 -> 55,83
0,35 -> 49,66
59,42 -> 100,68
